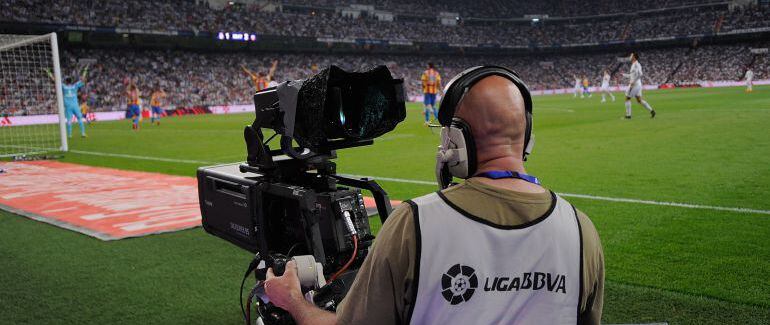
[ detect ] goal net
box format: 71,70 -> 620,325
0,33 -> 67,157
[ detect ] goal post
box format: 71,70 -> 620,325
0,33 -> 67,157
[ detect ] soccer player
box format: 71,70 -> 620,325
572,74 -> 583,98
126,80 -> 142,130
421,63 -> 441,124
600,70 -> 615,103
79,101 -> 90,124
623,52 -> 656,119
46,66 -> 88,137
744,68 -> 754,93
582,76 -> 592,98
150,86 -> 166,125
242,60 -> 278,92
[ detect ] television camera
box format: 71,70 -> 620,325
197,65 -> 406,324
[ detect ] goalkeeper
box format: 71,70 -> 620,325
46,66 -> 88,138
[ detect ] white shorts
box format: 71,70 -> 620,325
626,84 -> 642,98
601,84 -> 610,91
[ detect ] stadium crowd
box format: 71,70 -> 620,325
53,42 -> 766,112
2,0 -> 768,116
1,0 -> 768,46
280,0 -> 723,19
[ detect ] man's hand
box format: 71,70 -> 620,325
263,260 -> 338,325
264,260 -> 306,313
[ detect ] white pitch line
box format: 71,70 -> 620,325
51,152 -> 770,216
556,192 -> 770,215
69,149 -> 216,165
342,174 -> 770,216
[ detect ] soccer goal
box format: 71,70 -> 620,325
0,33 -> 67,157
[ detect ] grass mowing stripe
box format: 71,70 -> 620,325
607,279 -> 769,309
343,174 -> 770,216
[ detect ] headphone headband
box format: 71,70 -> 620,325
438,65 -> 534,161
438,65 -> 532,127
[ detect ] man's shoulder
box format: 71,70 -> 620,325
408,191 -> 442,206
569,205 -> 602,251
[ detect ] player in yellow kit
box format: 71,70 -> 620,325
127,80 -> 141,130
421,63 -> 441,124
582,76 -> 592,98
242,60 -> 278,92
150,87 -> 166,126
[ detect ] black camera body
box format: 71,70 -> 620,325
197,159 -> 374,273
197,65 -> 405,324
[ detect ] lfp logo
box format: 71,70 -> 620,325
441,264 -> 478,305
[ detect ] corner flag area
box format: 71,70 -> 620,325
0,161 -> 201,240
0,161 -> 398,241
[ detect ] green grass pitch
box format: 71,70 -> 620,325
1,86 -> 768,324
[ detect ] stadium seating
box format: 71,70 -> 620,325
1,0 -> 767,115
1,0 -> 768,46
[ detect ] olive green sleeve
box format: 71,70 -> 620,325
336,203 -> 417,325
577,209 -> 605,325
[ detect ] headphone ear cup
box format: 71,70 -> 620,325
449,118 -> 476,178
462,125 -> 477,177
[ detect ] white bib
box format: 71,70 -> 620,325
407,191 -> 582,325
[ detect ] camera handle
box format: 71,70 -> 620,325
330,175 -> 393,224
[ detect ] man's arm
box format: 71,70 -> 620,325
576,210 -> 605,325
43,68 -> 54,82
80,65 -> 89,84
263,203 -> 416,325
241,65 -> 256,79
336,203 -> 416,324
267,60 -> 279,82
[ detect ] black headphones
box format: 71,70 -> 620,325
435,66 -> 534,189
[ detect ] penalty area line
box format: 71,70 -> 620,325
342,174 -> 770,216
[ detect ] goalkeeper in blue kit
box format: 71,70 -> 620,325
46,66 -> 89,138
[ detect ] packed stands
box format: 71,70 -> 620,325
1,0 -> 768,116
1,0 -> 768,46
48,42 -> 765,113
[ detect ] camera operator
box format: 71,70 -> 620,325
264,72 -> 604,324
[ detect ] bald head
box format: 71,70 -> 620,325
455,75 -> 527,173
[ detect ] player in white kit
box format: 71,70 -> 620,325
600,70 -> 615,103
623,52 -> 656,119
745,68 -> 754,93
573,75 -> 582,98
